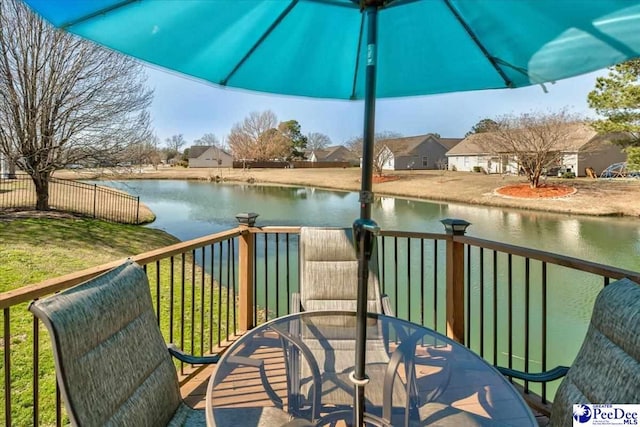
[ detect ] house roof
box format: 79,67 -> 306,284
383,135 -> 428,155
188,145 -> 231,159
446,123 -> 626,156
437,138 -> 463,150
309,145 -> 357,161
382,134 -> 462,155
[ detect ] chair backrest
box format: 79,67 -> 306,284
299,227 -> 383,313
29,260 -> 182,427
549,278 -> 640,427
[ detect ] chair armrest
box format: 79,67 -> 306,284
291,292 -> 302,314
381,294 -> 394,317
495,365 -> 569,382
167,343 -> 219,364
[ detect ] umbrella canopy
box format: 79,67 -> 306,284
23,0 -> 640,100
23,1 -> 640,425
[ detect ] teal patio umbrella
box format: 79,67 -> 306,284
23,1 -> 640,425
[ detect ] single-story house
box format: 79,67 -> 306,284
307,145 -> 359,165
378,134 -> 462,170
0,152 -> 7,178
446,124 -> 627,176
0,152 -> 17,178
188,145 -> 234,168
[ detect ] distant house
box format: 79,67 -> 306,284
307,145 -> 359,165
0,152 -> 7,178
188,145 -> 233,168
0,152 -> 16,178
446,123 -> 627,176
378,134 -> 461,170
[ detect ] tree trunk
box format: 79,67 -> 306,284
32,173 -> 50,210
530,172 -> 540,188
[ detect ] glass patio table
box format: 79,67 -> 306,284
205,311 -> 536,427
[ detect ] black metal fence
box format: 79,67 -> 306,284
0,173 -> 140,223
3,223 -> 640,425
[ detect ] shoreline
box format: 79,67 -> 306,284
54,167 -> 640,219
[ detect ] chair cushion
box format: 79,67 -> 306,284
31,261 -> 182,427
168,403 -> 206,427
549,278 -> 640,427
299,227 -> 382,313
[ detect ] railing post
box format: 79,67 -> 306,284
93,184 -> 97,218
441,218 -> 471,345
236,213 -> 259,332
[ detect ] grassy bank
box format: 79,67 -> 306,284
0,218 -> 233,425
1,217 -> 176,291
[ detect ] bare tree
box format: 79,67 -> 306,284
165,134 -> 186,151
476,110 -> 582,188
126,134 -> 161,169
0,0 -> 152,210
306,132 -> 332,151
194,133 -> 220,146
228,110 -> 289,161
345,131 -> 401,176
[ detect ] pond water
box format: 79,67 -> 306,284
99,179 -> 640,272
96,179 -> 639,385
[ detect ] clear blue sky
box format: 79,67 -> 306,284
146,65 -> 607,147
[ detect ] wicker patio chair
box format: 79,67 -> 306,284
29,259 -> 219,427
291,226 -> 392,315
286,227 -> 412,419
497,277 -> 640,427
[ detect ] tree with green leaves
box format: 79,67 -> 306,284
279,120 -> 307,160
627,147 -> 640,172
465,118 -> 501,137
588,59 -> 640,146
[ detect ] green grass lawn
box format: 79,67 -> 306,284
1,218 -> 234,426
0,218 -> 179,291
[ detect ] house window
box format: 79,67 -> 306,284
422,156 -> 428,167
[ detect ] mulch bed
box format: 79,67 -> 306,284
372,175 -> 401,183
496,184 -> 576,199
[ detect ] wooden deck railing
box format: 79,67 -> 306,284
1,216 -> 639,426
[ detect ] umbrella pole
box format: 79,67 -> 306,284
353,3 -> 380,426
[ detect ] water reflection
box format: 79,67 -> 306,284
94,180 -> 640,271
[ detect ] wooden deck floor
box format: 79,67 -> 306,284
177,332 -> 549,426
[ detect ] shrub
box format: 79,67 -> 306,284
561,172 -> 576,179
627,147 -> 640,173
